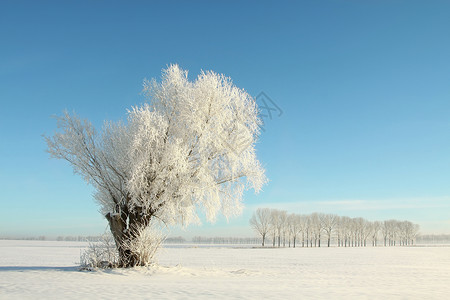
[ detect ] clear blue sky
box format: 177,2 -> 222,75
1,0 -> 449,238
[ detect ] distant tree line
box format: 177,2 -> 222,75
250,208 -> 420,248
164,236 -> 187,243
0,236 -> 48,241
416,234 -> 450,244
192,236 -> 261,244
56,235 -> 104,242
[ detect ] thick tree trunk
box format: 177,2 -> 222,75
106,210 -> 152,268
106,212 -> 130,267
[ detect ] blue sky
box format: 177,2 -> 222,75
1,0 -> 449,238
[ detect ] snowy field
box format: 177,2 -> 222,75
1,240 -> 449,299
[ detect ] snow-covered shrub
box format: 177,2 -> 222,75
80,233 -> 119,270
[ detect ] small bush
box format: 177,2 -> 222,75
80,233 -> 119,270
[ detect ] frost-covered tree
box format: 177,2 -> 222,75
269,209 -> 278,247
269,209 -> 287,247
303,214 -> 312,247
360,219 -> 372,247
335,216 -> 346,247
250,208 -> 272,246
382,220 -> 390,246
310,213 -> 322,247
297,214 -> 307,247
279,211 -> 288,247
46,65 -> 266,267
410,223 -> 420,245
320,213 -> 338,247
277,210 -> 289,247
371,221 -> 381,247
288,213 -> 303,248
340,216 -> 352,247
397,220 -> 420,246
355,217 -> 367,247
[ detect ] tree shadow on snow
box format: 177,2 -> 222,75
0,266 -> 78,272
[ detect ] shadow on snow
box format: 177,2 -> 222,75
0,266 -> 78,272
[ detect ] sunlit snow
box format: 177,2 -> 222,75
1,240 -> 449,299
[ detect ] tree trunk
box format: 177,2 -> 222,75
106,210 -> 151,268
106,212 -> 131,267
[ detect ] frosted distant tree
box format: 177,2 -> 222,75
320,213 -> 338,247
348,218 -> 357,247
269,209 -> 287,247
355,217 -> 369,247
46,65 -> 266,267
371,221 -> 381,247
361,219 -> 372,247
382,220 -> 390,246
388,220 -> 399,246
288,214 -> 303,248
343,217 -> 353,247
250,208 -> 272,246
310,213 -> 322,247
297,215 -> 307,247
382,219 -> 398,246
269,209 -> 278,247
279,211 -> 288,247
410,223 -> 420,245
304,215 -> 312,247
336,216 -> 347,247
398,220 -> 420,246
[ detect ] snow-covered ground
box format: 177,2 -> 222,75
1,240 -> 449,299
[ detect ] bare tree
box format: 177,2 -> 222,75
288,214 -> 303,248
320,214 -> 338,247
371,221 -> 381,247
361,219 -> 372,247
250,208 -> 272,246
280,211 -> 288,247
382,220 -> 390,246
411,223 -> 420,245
397,220 -> 420,246
298,215 -> 307,247
270,209 -> 280,247
304,215 -> 312,247
339,216 -> 351,247
310,213 -> 322,247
